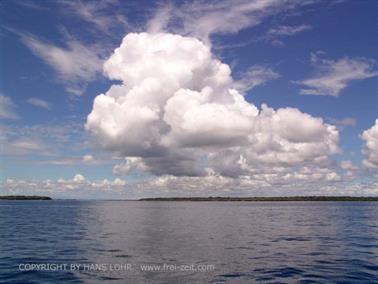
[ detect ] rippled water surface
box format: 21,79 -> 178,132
1,201 -> 377,283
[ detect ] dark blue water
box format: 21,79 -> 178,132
1,201 -> 377,283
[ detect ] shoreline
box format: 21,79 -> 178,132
138,196 -> 378,202
1,196 -> 378,201
0,196 -> 52,200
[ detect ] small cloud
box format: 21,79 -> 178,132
59,0 -> 128,34
3,138 -> 51,156
340,160 -> 357,171
34,154 -> 110,166
12,138 -> 45,151
82,154 -> 95,163
147,4 -> 173,33
0,95 -> 18,120
270,40 -> 285,47
362,119 -> 378,169
234,65 -> 280,92
27,97 -> 52,110
113,157 -> 148,175
82,154 -> 106,165
295,54 -> 378,97
112,178 -> 126,186
267,24 -> 312,37
265,25 -> 312,47
73,174 -> 85,183
147,1 -> 316,41
326,117 -> 356,130
19,33 -> 104,96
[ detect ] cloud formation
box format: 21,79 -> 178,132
59,0 -> 128,34
21,33 -> 104,95
148,0 -> 316,41
0,95 -> 18,120
27,97 -> 52,110
1,120 -> 87,159
1,175 -> 128,199
326,117 -> 356,130
296,54 -> 378,96
2,172 -> 378,199
113,157 -> 148,175
86,32 -> 339,180
233,66 -> 280,92
340,160 -> 357,171
362,119 -> 378,168
267,24 -> 312,37
265,24 -> 312,46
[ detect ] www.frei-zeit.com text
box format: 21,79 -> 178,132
18,263 -> 216,273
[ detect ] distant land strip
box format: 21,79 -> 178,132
0,195 -> 52,200
139,196 -> 378,202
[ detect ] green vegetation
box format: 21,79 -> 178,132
0,195 -> 52,200
139,196 -> 378,202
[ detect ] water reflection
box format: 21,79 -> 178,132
1,201 -> 377,283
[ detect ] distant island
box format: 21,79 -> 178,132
0,195 -> 52,200
139,196 -> 378,202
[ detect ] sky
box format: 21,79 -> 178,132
0,0 -> 377,199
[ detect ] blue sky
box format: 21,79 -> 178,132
0,0 -> 377,198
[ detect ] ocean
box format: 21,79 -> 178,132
1,200 -> 377,283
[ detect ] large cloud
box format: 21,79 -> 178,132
86,32 -> 339,178
362,119 -> 378,169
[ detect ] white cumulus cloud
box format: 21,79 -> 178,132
113,157 -> 148,175
86,32 -> 339,180
362,119 -> 378,169
73,174 -> 85,183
